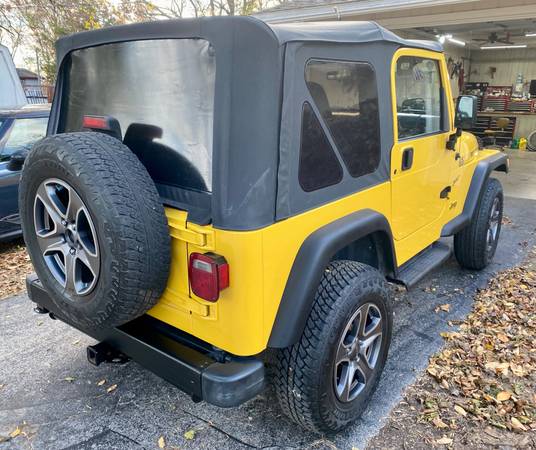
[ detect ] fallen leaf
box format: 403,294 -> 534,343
97,379 -> 106,386
496,391 -> 512,402
511,417 -> 527,431
72,339 -> 80,345
9,427 -> 21,438
64,377 -> 75,383
106,384 -> 117,393
436,436 -> 453,445
158,436 -> 165,448
432,417 -> 449,429
184,429 -> 196,440
454,405 -> 467,417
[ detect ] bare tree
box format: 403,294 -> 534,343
0,1 -> 25,57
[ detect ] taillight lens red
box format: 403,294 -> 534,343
82,115 -> 110,130
188,252 -> 229,302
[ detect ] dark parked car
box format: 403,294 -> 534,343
0,104 -> 49,241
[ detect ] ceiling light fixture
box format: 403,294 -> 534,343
480,44 -> 527,49
436,34 -> 465,46
447,37 -> 466,46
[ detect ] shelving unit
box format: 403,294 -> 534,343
469,114 -> 517,147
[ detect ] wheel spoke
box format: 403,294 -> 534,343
66,188 -> 85,223
338,361 -> 356,402
76,208 -> 98,256
355,355 -> 373,384
356,305 -> 369,338
335,341 -> 350,364
363,315 -> 382,339
64,252 -> 76,292
36,183 -> 65,227
37,234 -> 66,256
76,247 -> 99,278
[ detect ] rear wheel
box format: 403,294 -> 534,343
273,261 -> 392,433
454,177 -> 503,270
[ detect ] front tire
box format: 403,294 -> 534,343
454,177 -> 503,270
273,261 -> 392,433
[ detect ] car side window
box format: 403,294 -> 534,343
0,117 -> 48,162
395,56 -> 442,140
305,59 -> 381,179
298,102 -> 343,192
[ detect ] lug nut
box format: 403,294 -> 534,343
69,248 -> 76,255
61,220 -> 68,226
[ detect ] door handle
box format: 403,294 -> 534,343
401,147 -> 414,171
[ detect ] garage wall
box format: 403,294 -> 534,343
467,48 -> 536,139
468,48 -> 536,85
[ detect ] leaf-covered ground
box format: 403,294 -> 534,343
368,250 -> 536,449
0,240 -> 33,300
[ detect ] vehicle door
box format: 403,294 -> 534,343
390,49 -> 458,241
0,116 -> 48,235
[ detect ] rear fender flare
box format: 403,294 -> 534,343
267,209 -> 396,348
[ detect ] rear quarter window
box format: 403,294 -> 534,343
305,59 -> 381,179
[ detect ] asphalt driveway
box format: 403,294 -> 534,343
1,152 -> 535,450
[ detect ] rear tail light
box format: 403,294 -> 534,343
188,252 -> 229,302
82,115 -> 111,130
82,115 -> 122,140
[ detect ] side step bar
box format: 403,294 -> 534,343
391,242 -> 452,288
26,274 -> 265,408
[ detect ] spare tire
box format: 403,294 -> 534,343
19,132 -> 171,330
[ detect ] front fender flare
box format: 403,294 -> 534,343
441,152 -> 508,237
267,209 -> 396,348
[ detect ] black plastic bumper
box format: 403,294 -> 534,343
26,274 -> 265,408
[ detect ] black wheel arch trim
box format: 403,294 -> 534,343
267,209 -> 396,348
441,152 -> 508,237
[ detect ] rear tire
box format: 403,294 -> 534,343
273,261 -> 392,433
454,177 -> 503,270
20,132 -> 171,330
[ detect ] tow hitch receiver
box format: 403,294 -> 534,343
87,342 -> 130,366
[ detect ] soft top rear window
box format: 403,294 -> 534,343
60,38 -> 216,193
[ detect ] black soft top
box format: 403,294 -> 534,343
55,17 -> 441,59
51,17 -> 442,231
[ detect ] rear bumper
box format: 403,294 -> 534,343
26,274 -> 265,407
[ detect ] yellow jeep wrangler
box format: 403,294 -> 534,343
21,17 -> 508,433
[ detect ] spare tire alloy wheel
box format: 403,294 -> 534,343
20,132 -> 170,330
334,303 -> 383,403
34,178 -> 99,296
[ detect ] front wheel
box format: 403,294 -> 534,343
454,177 -> 503,270
273,261 -> 392,433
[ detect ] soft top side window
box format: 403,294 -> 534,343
298,102 -> 343,192
305,59 -> 381,179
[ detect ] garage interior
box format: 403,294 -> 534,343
256,0 -> 536,158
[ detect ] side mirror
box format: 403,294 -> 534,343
455,95 -> 478,130
7,149 -> 28,171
